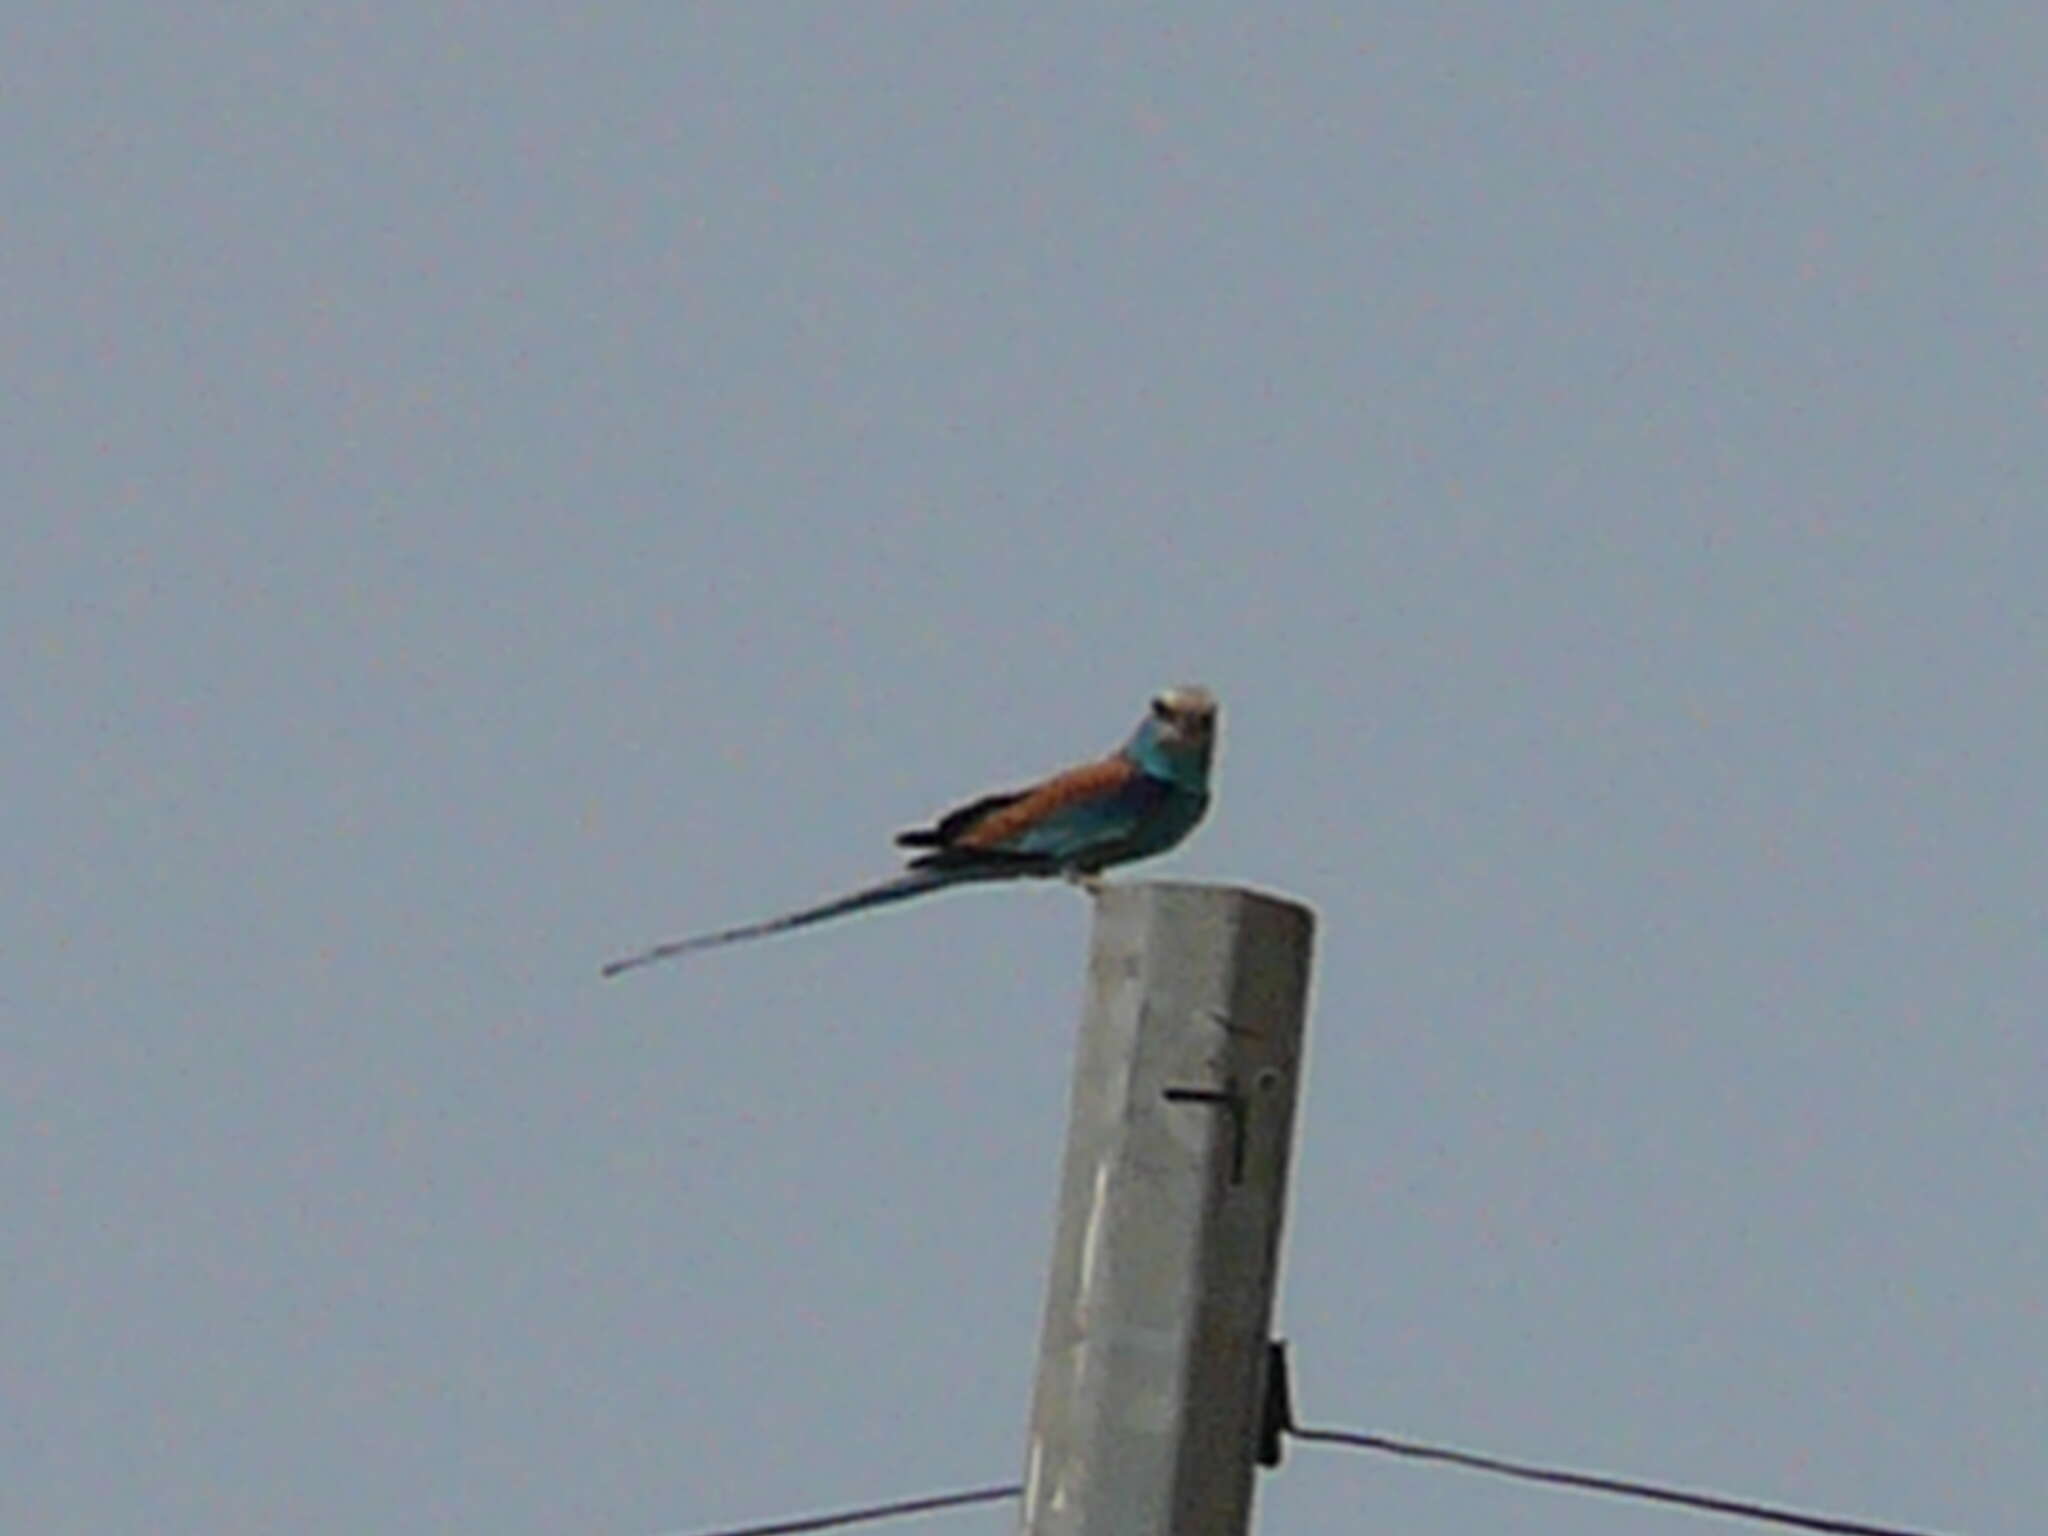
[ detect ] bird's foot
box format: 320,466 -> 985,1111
1064,870 -> 1107,896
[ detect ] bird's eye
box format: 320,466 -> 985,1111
1151,698 -> 1173,721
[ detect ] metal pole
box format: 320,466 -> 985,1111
1021,881 -> 1315,1536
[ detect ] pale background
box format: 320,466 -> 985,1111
7,8 -> 2043,1534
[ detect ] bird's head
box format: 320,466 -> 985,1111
1125,684 -> 1219,784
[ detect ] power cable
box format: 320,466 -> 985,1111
671,1481 -> 1018,1536
1292,1423 -> 1958,1536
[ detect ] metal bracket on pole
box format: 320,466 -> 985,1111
1020,882 -> 1315,1536
1256,1339 -> 1294,1469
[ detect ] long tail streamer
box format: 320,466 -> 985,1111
601,867 -> 1010,977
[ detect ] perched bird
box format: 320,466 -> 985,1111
601,686 -> 1219,977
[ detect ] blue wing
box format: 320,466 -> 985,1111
897,757 -> 1181,870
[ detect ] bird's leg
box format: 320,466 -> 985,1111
1064,869 -> 1107,896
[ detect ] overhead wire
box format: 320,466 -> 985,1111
662,1376 -> 1961,1536
1291,1423 -> 1959,1536
668,1481 -> 1018,1536
661,1425 -> 1960,1536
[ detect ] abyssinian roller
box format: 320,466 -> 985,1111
601,686 -> 1218,977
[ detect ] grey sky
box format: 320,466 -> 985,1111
7,7 -> 2044,1533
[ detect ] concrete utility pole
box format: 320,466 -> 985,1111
1021,881 -> 1315,1536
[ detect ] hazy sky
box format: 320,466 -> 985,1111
8,8 -> 2044,1534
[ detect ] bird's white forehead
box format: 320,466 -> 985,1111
1154,684 -> 1218,718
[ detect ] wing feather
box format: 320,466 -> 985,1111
895,790 -> 1028,849
950,758 -> 1137,851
